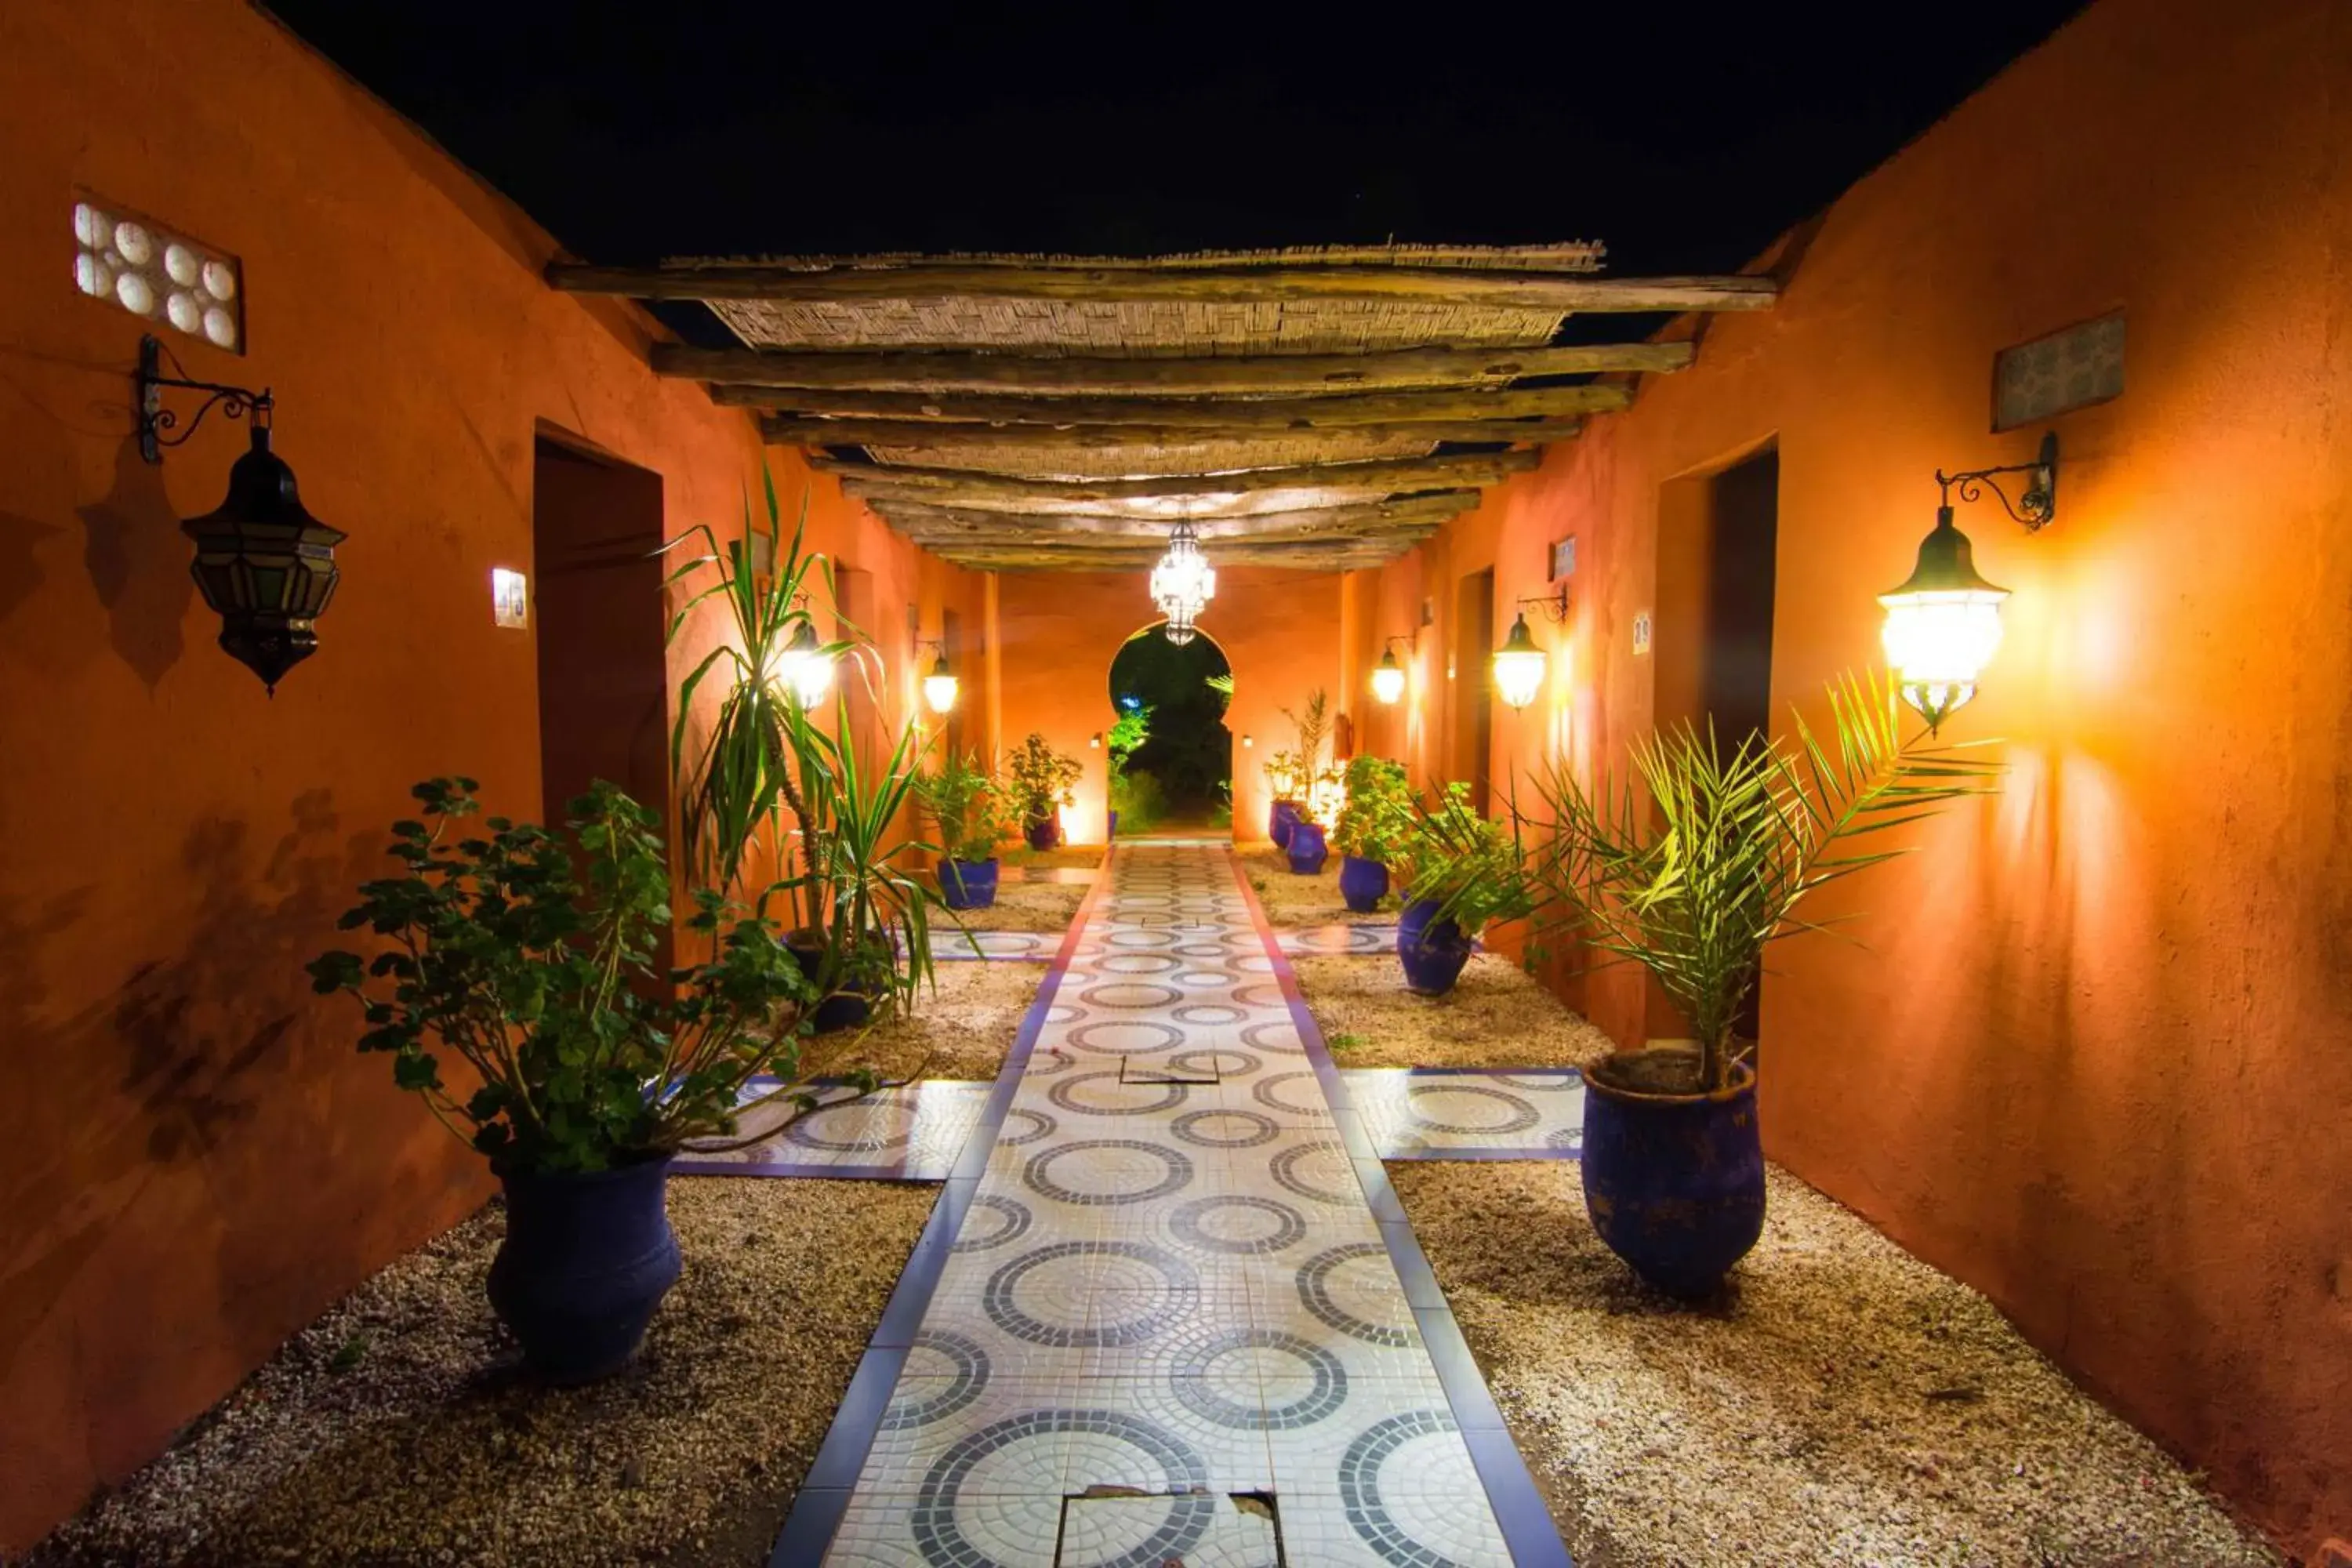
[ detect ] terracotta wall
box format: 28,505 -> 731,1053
994,568 -> 1344,840
0,2 -> 982,1548
1357,0 -> 2352,1550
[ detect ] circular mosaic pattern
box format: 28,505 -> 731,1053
1169,1193 -> 1308,1255
996,1107 -> 1058,1146
1047,1070 -> 1187,1116
1239,1019 -> 1302,1053
1233,982 -> 1287,1009
1171,1001 -> 1246,1027
1170,1108 -> 1281,1149
1075,980 -> 1184,1011
1269,1140 -> 1356,1204
778,1096 -> 915,1153
1544,1123 -> 1585,1153
1404,1083 -> 1541,1135
1066,1019 -> 1185,1057
1170,1327 -> 1348,1431
913,1410 -> 1212,1568
1337,1409 -> 1472,1568
880,1330 -> 990,1430
1044,1002 -> 1083,1025
1175,967 -> 1238,989
1298,1242 -> 1416,1347
1166,1047 -> 1260,1080
1095,953 -> 1182,975
1022,1139 -> 1196,1206
1495,1069 -> 1583,1091
1105,928 -> 1178,950
982,1240 -> 1200,1347
952,1194 -> 1033,1254
1250,1071 -> 1328,1118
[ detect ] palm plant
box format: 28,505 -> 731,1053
1281,688 -> 1330,779
1518,670 -> 2001,1094
1406,781 -> 1538,939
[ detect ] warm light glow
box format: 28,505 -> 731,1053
771,622 -> 835,708
490,568 -> 528,629
1308,771 -> 1348,826
922,650 -> 958,714
1491,613 -> 1547,710
1370,648 -> 1406,705
1149,521 -> 1215,644
1878,591 -> 2005,726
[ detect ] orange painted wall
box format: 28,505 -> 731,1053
1361,0 -> 2352,1550
995,568 -> 1344,840
0,2 -> 982,1548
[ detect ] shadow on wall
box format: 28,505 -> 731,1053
0,790 -> 422,1428
75,434 -> 193,689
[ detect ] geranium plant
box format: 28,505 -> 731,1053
1004,731 -> 1082,826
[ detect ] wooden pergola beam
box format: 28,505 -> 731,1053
932,546 -> 1399,573
761,414 -> 1581,451
715,380 -> 1645,425
890,516 -> 1443,550
873,495 -> 1470,540
551,260 -> 1777,314
819,448 -> 1541,506
654,340 -> 1691,396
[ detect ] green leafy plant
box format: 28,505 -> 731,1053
307,779 -> 826,1174
1404,782 -> 1537,941
1261,748 -> 1301,801
1331,756 -> 1414,865
1107,703 -> 1152,765
1106,703 -> 1160,830
915,749 -> 1016,865
1004,732 -> 1082,826
1517,670 -> 2002,1093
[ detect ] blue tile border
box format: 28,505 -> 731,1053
1227,850 -> 1576,1568
765,851 -> 1119,1568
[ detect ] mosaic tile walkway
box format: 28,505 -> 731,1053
675,1080 -> 990,1180
1341,1069 -> 1585,1160
931,928 -> 1061,962
798,844 -> 1565,1566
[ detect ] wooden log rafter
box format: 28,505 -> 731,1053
760,413 -> 1582,451
715,379 -> 1647,425
819,448 -> 1541,505
654,340 -> 1691,396
869,495 -> 1471,541
551,260 -> 1777,314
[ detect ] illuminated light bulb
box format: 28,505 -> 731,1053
922,649 -> 958,714
1491,613 -> 1548,710
771,620 -> 835,707
1149,521 -> 1215,644
1370,647 -> 1406,705
1878,506 -> 2009,732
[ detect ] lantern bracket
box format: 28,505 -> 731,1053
1513,583 -> 1570,624
1937,431 -> 2059,533
136,335 -> 271,465
1380,633 -> 1415,654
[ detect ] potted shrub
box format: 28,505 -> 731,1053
1330,755 -> 1412,911
916,749 -> 1016,909
1268,688 -> 1329,846
1106,702 -> 1153,838
1285,814 -> 1330,873
308,779 -> 832,1382
1521,673 -> 1998,1296
1397,782 -> 1535,996
1005,731 -> 1082,849
1262,750 -> 1303,847
662,470 -> 939,1036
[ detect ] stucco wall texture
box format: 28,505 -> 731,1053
0,2 -> 984,1548
1352,0 -> 2352,1552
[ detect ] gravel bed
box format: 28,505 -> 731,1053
1390,1161 -> 2281,1568
30,1178 -> 935,1568
818,956 -> 1048,1082
997,844 -> 1105,871
938,879 -> 1087,935
1290,952 -> 1614,1069
1239,848 -> 1392,927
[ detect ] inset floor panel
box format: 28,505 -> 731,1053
1341,1067 -> 1585,1159
1058,1492 -> 1279,1567
673,1078 -> 989,1178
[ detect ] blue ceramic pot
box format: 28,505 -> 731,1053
786,934 -> 886,1034
1581,1057 -> 1766,1298
1108,809 -> 1120,840
488,1156 -> 681,1384
1024,815 -> 1061,851
1286,822 -> 1329,873
1396,897 -> 1472,996
938,857 -> 1000,911
1338,855 -> 1389,912
1270,800 -> 1303,849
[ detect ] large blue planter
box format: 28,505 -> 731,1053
1024,815 -> 1061,851
1269,800 -> 1303,849
1338,855 -> 1389,913
1396,897 -> 1472,996
1286,822 -> 1329,874
1581,1057 -> 1766,1298
488,1156 -> 682,1384
938,857 -> 1000,910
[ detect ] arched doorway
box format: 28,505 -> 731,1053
1106,622 -> 1233,833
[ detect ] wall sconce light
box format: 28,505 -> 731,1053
1492,584 -> 1569,711
1241,734 -> 1254,749
1089,731 -> 1103,750
1879,433 -> 2057,731
770,594 -> 836,708
1370,635 -> 1411,705
136,336 -> 342,693
918,638 -> 958,714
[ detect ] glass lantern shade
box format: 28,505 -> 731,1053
1370,648 -> 1406,705
923,650 -> 959,714
1490,613 -> 1548,710
180,425 -> 344,692
771,620 -> 836,708
1878,506 -> 2010,731
1150,521 -> 1215,644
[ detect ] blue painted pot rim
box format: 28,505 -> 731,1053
495,1150 -> 675,1185
1584,1054 -> 1755,1106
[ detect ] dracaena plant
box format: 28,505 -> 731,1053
1331,755 -> 1413,865
1516,670 -> 2002,1094
306,779 -> 833,1174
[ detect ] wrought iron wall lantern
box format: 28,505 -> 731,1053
770,593 -> 837,708
1879,432 -> 2058,731
1493,583 -> 1570,710
917,638 -> 959,714
136,336 -> 343,693
1370,634 -> 1414,705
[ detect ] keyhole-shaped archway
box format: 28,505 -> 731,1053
1105,622 -> 1233,830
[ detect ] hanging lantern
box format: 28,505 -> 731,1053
1878,506 -> 2009,732
771,618 -> 836,707
1491,612 -> 1548,710
1370,641 -> 1407,705
922,644 -> 958,714
1149,520 -> 1215,644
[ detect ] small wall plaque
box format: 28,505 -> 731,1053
1550,537 -> 1577,581
1632,612 -> 1653,656
492,568 -> 528,630
1994,312 -> 2123,431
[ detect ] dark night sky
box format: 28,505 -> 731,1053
269,2 -> 2085,313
